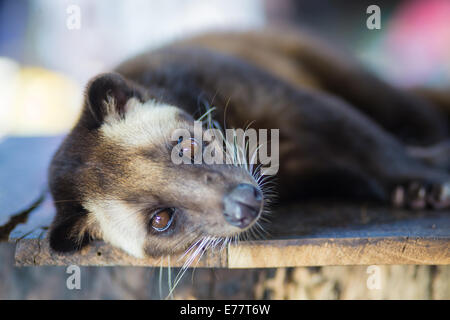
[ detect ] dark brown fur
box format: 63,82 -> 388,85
49,28 -> 450,255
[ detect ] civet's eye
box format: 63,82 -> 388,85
150,208 -> 174,232
178,137 -> 200,159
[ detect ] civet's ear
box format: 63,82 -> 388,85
82,72 -> 145,129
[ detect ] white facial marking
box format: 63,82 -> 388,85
100,98 -> 183,148
84,199 -> 147,258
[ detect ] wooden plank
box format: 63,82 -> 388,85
12,202 -> 449,267
14,234 -> 449,267
227,237 -> 450,268
14,238 -> 227,267
2,136 -> 450,267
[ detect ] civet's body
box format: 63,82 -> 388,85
48,29 -> 450,258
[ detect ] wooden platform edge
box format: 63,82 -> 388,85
228,237 -> 450,268
14,236 -> 450,268
14,238 -> 227,267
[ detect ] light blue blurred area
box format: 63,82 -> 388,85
0,136 -> 64,227
0,1 -> 29,61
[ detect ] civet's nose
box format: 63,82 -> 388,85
223,184 -> 263,229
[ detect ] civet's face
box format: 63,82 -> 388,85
49,73 -> 265,258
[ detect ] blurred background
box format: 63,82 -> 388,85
1,0 -> 450,139
1,0 -> 449,299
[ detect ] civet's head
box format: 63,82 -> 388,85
49,73 -> 267,258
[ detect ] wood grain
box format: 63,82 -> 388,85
14,234 -> 449,267
227,237 -> 450,268
14,238 -> 227,267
